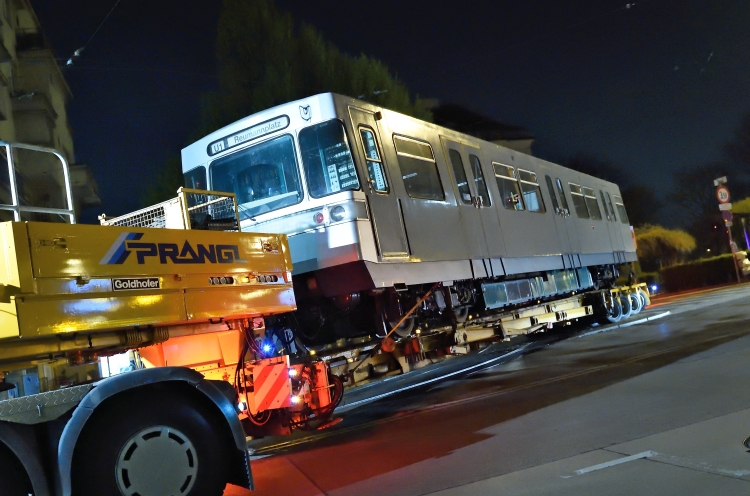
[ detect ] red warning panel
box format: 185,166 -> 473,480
251,356 -> 292,414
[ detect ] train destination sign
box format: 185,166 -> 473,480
207,115 -> 290,156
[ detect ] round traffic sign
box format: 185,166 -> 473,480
716,185 -> 731,204
722,210 -> 733,222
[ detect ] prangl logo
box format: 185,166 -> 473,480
100,232 -> 247,265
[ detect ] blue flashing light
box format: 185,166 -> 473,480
651,285 -> 658,291
262,344 -> 272,353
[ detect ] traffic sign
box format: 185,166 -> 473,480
722,210 -> 733,222
716,185 -> 731,204
719,203 -> 732,211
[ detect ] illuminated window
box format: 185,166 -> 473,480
494,163 -> 524,210
183,166 -> 206,190
211,134 -> 302,219
448,149 -> 472,205
300,120 -> 360,198
582,186 -> 602,220
605,191 -> 617,222
393,135 -> 444,201
518,169 -> 545,213
614,195 -> 629,224
359,127 -> 388,193
556,178 -> 570,213
469,154 -> 491,207
545,176 -> 560,213
569,183 -> 589,219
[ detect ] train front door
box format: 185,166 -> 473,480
348,107 -> 410,258
441,137 -> 491,259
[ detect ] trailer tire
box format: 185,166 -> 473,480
604,297 -> 623,323
620,294 -> 633,319
637,288 -> 650,308
0,442 -> 33,496
629,292 -> 642,315
71,388 -> 230,496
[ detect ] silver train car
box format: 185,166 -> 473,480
181,93 -> 638,344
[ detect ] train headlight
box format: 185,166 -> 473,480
329,205 -> 346,222
313,212 -> 325,224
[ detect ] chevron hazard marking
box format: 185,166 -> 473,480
253,362 -> 292,412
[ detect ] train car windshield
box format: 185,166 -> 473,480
210,134 -> 302,219
299,120 -> 360,198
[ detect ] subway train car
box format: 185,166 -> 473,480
181,93 -> 641,354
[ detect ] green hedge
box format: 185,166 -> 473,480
660,254 -> 737,292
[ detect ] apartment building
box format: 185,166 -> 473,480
0,0 -> 99,219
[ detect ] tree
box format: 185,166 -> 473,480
145,0 -> 430,208
620,184 -> 663,228
635,224 -> 696,269
669,162 -> 750,255
725,112 -> 750,172
202,0 -> 430,134
734,197 -> 750,214
140,155 -> 183,207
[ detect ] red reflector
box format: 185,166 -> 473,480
314,212 -> 324,224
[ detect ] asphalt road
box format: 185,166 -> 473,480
226,284 -> 750,495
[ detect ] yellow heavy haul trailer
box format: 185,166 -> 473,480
0,143 -> 336,496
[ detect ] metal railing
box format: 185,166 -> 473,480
0,141 -> 76,223
100,188 -> 240,231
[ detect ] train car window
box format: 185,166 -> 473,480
599,190 -> 612,221
184,166 -> 206,191
210,134 -> 302,219
582,187 -> 602,220
493,163 -> 524,210
545,176 -> 561,213
359,127 -> 388,193
555,178 -> 570,212
299,120 -> 360,198
605,191 -> 617,222
393,135 -> 445,201
614,195 -> 629,224
568,183 -> 590,219
448,149 -> 472,204
518,169 -> 545,213
469,154 -> 491,206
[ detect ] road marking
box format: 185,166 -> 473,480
337,344 -> 532,412
573,451 -> 655,475
577,311 -> 671,339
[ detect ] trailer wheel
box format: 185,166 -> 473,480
629,292 -> 643,315
620,294 -> 633,319
637,288 -> 650,308
0,443 -> 33,496
72,388 -> 230,496
601,297 -> 622,323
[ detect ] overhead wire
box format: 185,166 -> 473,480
66,0 -> 124,66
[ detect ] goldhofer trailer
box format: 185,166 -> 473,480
0,143 -> 337,496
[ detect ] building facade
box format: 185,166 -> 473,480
0,0 -> 99,219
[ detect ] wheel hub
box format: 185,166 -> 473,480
115,426 -> 198,496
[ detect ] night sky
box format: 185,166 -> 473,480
30,0 -> 750,223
